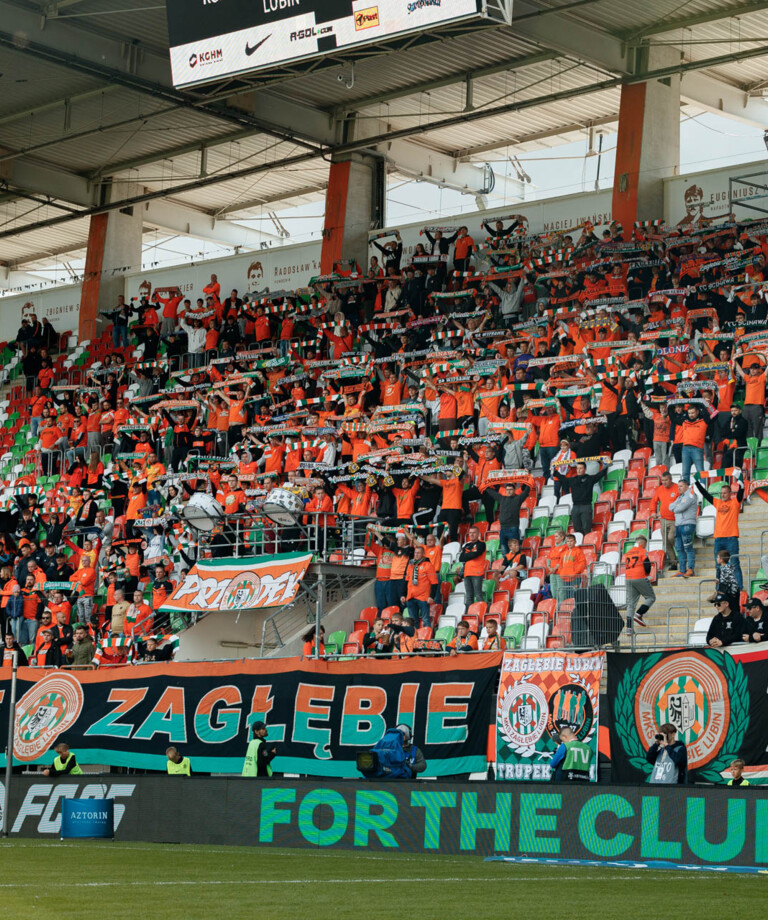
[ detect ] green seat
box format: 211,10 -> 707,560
755,446 -> 768,468
525,517 -> 549,537
435,626 -> 455,645
747,436 -> 759,459
324,643 -> 340,656
701,480 -> 724,506
440,562 -> 452,581
22,644 -> 33,657
592,573 -> 613,589
327,630 -> 346,649
486,539 -> 500,557
753,467 -> 768,481
549,514 -> 570,532
482,578 -> 496,603
603,470 -> 625,491
503,623 -> 525,648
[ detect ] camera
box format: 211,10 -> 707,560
654,733 -> 664,741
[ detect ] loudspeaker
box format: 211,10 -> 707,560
573,584 -> 623,647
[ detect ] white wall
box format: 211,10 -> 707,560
664,158 -> 768,226
0,283 -> 81,345
123,240 -> 322,303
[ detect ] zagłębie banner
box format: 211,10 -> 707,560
159,553 -> 312,615
495,650 -> 604,781
608,646 -> 768,784
0,655 -> 500,775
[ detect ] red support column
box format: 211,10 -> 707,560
79,213 -> 109,339
612,83 -> 646,234
320,160 -> 352,274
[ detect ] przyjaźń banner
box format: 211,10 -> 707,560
0,655 -> 500,776
495,650 -> 604,781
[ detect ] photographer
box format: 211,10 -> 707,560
646,722 -> 688,784
241,721 -> 277,778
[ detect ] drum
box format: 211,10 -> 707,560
262,487 -> 304,525
182,492 -> 224,531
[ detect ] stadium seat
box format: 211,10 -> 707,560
327,630 -> 346,650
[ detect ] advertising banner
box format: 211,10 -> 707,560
495,651 -> 604,781
0,655 -> 500,775
4,777 -> 767,868
167,0 -> 489,88
159,553 -> 313,615
608,647 -> 768,785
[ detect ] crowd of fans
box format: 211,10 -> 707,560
2,207 -> 768,665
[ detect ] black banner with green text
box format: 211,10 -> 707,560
0,655 -> 501,776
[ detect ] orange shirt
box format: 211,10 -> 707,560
532,412 -> 562,448
713,496 -> 740,538
653,484 -> 678,521
454,235 -> 474,259
745,371 -> 766,406
393,482 -> 419,519
126,491 -> 147,520
424,544 -> 443,572
680,418 -> 707,448
39,424 -> 64,449
462,541 -> 487,577
557,546 -> 587,578
229,398 -> 247,426
381,379 -> 403,406
437,477 -> 463,511
624,546 -> 649,580
404,559 -> 438,601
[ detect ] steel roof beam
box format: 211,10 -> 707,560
680,70 -> 768,128
623,2 -> 768,41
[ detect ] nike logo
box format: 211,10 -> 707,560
245,34 -> 271,56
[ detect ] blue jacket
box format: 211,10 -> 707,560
6,593 -> 24,620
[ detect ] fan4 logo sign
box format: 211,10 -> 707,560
164,554 -> 313,614
1,782 -> 136,835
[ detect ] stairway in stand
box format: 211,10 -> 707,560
629,494 -> 767,650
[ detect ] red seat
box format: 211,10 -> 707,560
440,582 -> 452,605
528,567 -> 546,583
552,612 -> 571,645
492,590 -> 510,604
342,642 -> 360,655
600,491 -> 618,509
529,611 -> 546,626
648,551 -> 665,581
546,636 -> 565,648
488,520 -> 501,534
416,626 -> 433,640
582,531 -> 603,551
462,616 -> 480,633
536,598 -> 557,622
628,458 -> 645,475
466,602 -> 486,620
532,554 -> 550,570
581,546 -> 598,567
593,505 -> 612,527
353,619 -> 369,633
497,578 -> 519,594
359,606 -> 378,628
648,464 -> 667,478
489,599 -> 509,617
633,447 -> 652,463
381,606 -> 400,619
522,536 -> 541,559
475,521 -> 489,538
349,629 -> 367,647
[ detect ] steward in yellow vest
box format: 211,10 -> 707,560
42,742 -> 83,777
166,746 -> 192,775
242,721 -> 277,777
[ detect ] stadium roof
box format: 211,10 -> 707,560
2,0 -> 768,271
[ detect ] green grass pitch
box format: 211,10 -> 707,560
0,840 -> 765,919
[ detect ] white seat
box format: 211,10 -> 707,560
520,576 -> 541,594
522,621 -> 549,649
439,614 -> 458,630
648,539 -> 664,552
451,580 -> 466,595
613,449 -> 632,467
541,484 -> 555,499
513,597 -> 534,615
598,551 -> 620,574
556,494 -> 573,509
513,589 -> 532,606
445,604 -> 465,620
573,531 -> 583,545
609,586 -> 626,609
669,462 -> 683,478
614,574 -> 626,587
696,517 -> 715,540
442,541 -> 461,565
606,520 -> 628,537
693,616 -> 713,631
613,509 -> 634,529
537,494 -> 556,514
701,503 -> 717,518
531,506 -> 550,520
689,631 -> 708,646
505,612 -> 528,628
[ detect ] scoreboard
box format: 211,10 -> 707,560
167,1 -> 505,88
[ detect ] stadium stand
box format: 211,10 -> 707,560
2,211 -> 768,666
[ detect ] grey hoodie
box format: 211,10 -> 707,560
669,488 -> 697,527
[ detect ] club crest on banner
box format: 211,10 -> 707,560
14,672 -> 85,762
